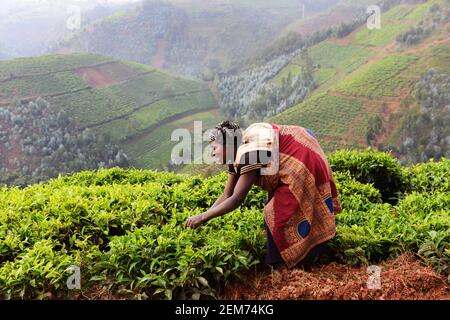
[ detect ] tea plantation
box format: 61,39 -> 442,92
0,150 -> 448,299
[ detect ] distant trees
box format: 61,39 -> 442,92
52,0 -> 296,80
248,50 -> 317,120
217,47 -> 319,121
396,2 -> 449,46
334,17 -> 365,39
396,26 -> 431,46
218,50 -> 316,120
0,97 -> 130,187
366,114 -> 384,146
396,69 -> 450,163
216,0 -> 412,121
217,49 -> 300,118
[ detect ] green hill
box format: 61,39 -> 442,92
270,0 -> 450,160
0,53 -> 219,170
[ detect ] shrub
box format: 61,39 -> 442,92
0,152 -> 448,299
0,169 -> 266,299
329,149 -> 408,203
331,191 -> 450,269
406,158 -> 450,193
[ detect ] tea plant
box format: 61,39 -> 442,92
0,150 -> 448,299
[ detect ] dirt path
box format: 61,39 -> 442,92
152,39 -> 167,69
222,254 -> 449,300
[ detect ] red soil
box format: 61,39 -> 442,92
152,39 -> 167,69
75,66 -> 118,88
292,6 -> 358,36
65,254 -> 449,300
222,254 -> 450,300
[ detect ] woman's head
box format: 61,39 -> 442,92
208,120 -> 242,164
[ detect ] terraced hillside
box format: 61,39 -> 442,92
270,0 -> 450,157
0,53 -> 219,170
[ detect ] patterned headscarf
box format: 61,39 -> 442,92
208,121 -> 242,146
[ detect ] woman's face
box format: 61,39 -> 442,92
209,140 -> 226,164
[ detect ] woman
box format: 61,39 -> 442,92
185,121 -> 342,269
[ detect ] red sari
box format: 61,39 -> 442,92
229,123 -> 342,268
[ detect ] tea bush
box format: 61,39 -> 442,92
329,148 -> 409,203
406,158 -> 450,193
0,150 -> 448,299
0,169 -> 267,299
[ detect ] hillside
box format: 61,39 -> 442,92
52,0 -> 374,79
269,0 -> 450,161
0,53 -> 218,171
0,0 -> 126,58
284,0 -> 376,35
0,150 -> 448,299
214,0 -> 409,120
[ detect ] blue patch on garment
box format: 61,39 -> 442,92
325,197 -> 334,214
305,128 -> 317,139
297,220 -> 311,238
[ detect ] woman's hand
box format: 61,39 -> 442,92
185,171 -> 256,229
185,213 -> 207,229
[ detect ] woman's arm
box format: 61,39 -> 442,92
185,171 -> 257,228
210,174 -> 238,208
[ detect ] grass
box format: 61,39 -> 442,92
95,90 -> 217,141
43,67 -> 215,128
352,3 -> 428,47
271,93 -> 365,152
0,71 -> 88,98
269,64 -> 302,86
354,23 -> 409,47
333,55 -> 418,97
297,42 -> 375,74
352,1 -> 439,47
48,88 -> 137,126
123,109 -> 221,169
123,60 -> 155,73
270,41 -> 375,89
314,67 -> 337,85
403,0 -> 436,21
402,44 -> 450,77
91,61 -> 150,82
0,54 -> 112,80
381,4 -> 416,21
